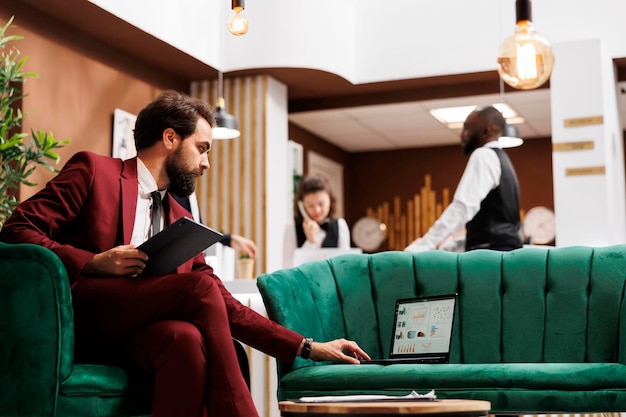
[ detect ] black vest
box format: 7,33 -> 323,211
465,148 -> 523,251
295,219 -> 339,247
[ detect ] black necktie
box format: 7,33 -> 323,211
151,191 -> 162,236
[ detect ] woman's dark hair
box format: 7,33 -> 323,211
294,175 -> 337,221
134,90 -> 215,151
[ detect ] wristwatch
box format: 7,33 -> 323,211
300,337 -> 313,359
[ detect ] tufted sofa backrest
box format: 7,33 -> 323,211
0,242 -> 75,416
257,245 -> 626,377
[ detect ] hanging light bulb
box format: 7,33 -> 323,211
228,0 -> 248,36
497,0 -> 554,90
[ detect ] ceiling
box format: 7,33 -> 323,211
6,0 -> 626,155
288,82 -> 626,153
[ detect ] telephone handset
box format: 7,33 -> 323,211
297,201 -> 313,222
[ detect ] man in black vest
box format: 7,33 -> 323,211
405,106 -> 523,252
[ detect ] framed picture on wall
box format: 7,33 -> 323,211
112,108 -> 137,160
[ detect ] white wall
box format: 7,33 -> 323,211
89,0 -> 626,83
550,39 -> 626,247
264,77 -> 290,274
88,0 -> 222,65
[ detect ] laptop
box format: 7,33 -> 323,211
361,293 -> 457,365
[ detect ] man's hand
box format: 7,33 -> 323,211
229,234 -> 257,258
82,245 -> 149,277
404,238 -> 432,253
306,338 -> 371,364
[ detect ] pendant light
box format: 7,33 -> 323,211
213,71 -> 240,140
228,0 -> 249,36
499,124 -> 524,148
497,0 -> 555,90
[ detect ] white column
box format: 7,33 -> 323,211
264,77 -> 290,273
550,39 -> 626,247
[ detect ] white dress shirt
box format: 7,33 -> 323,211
405,141 -> 502,251
130,158 -> 166,247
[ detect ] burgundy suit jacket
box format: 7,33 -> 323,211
0,151 -> 302,362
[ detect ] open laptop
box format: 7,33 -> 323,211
361,293 -> 457,365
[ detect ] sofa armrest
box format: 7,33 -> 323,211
619,279 -> 626,364
0,242 -> 74,416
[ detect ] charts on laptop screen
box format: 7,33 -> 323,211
389,294 -> 456,359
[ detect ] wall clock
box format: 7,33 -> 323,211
523,206 -> 556,245
352,216 -> 387,252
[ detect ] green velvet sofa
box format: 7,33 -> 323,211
0,241 -> 152,417
256,245 -> 626,413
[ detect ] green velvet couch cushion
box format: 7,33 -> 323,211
61,364 -> 151,396
278,363 -> 626,412
58,365 -> 151,417
257,245 -> 626,413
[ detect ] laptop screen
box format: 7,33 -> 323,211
388,293 -> 457,361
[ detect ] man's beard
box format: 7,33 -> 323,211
462,133 -> 479,155
165,149 -> 200,198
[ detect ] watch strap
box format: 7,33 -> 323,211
300,337 -> 313,359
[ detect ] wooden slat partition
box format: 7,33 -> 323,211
191,76 -> 268,275
365,174 -> 451,251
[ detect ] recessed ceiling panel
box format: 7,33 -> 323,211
288,87 -> 625,152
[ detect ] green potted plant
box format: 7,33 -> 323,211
236,253 -> 255,279
0,16 -> 69,227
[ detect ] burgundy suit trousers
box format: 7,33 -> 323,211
71,271 -> 258,417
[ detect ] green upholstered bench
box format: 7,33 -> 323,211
256,245 -> 626,414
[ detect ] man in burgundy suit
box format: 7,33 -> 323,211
0,90 -> 369,417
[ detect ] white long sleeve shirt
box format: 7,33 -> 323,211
405,141 -> 502,251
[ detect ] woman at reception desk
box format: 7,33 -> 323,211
283,175 -> 353,268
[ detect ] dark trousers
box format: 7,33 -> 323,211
71,272 -> 258,417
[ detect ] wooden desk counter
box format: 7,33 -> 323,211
279,398 -> 491,416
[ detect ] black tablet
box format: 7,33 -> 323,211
138,216 -> 224,275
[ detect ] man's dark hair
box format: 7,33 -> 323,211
134,90 -> 215,151
475,105 -> 505,136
